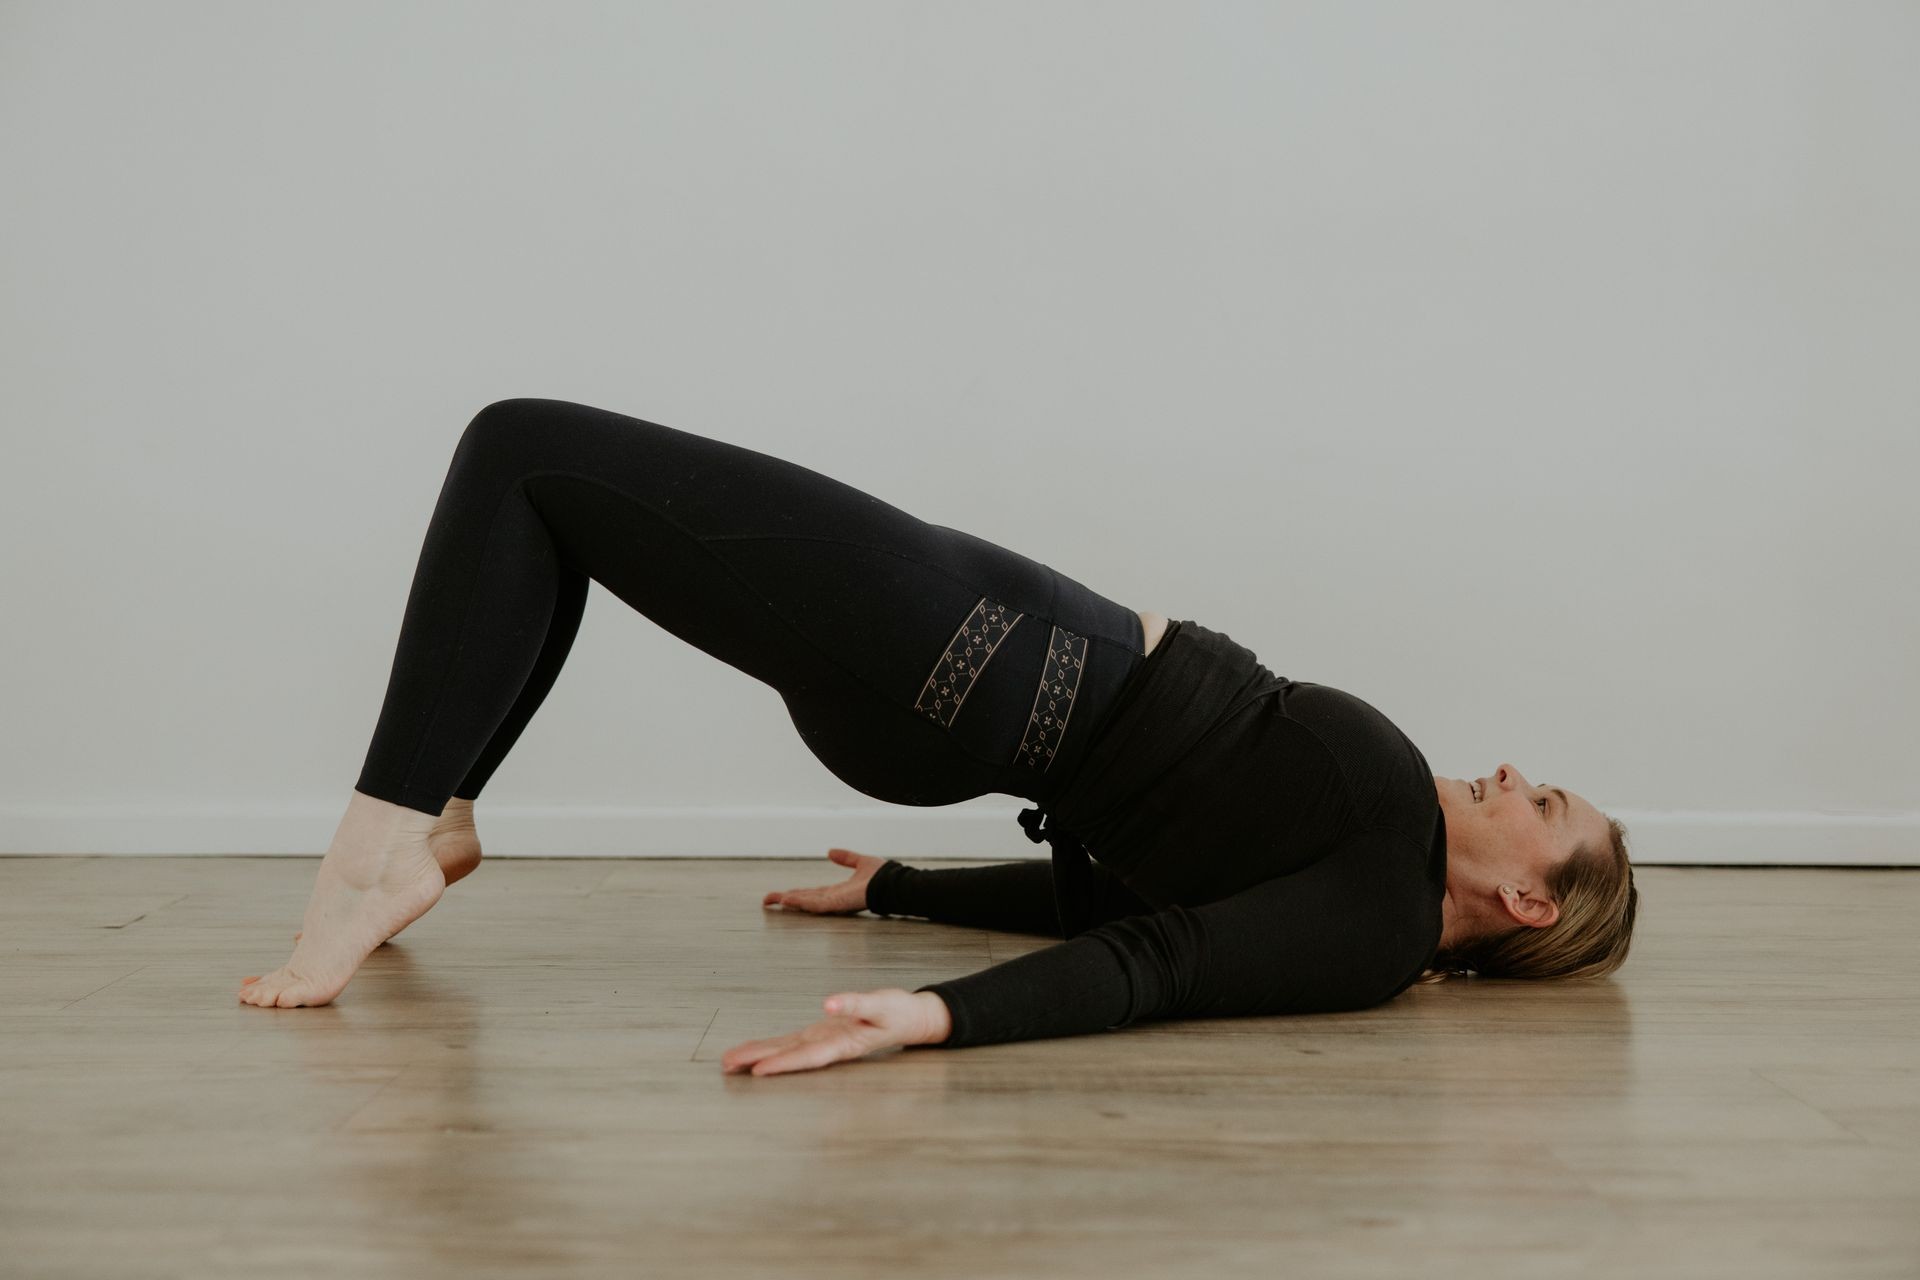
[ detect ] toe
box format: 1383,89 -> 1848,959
239,966 -> 291,1006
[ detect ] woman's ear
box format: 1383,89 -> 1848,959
1499,883 -> 1560,929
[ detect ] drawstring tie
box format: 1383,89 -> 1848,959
1016,805 -> 1058,846
1018,804 -> 1095,937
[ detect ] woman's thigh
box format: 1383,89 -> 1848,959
463,398 -> 1146,806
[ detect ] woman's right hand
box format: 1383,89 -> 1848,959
763,847 -> 889,915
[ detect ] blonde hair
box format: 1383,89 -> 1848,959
1416,814 -> 1637,984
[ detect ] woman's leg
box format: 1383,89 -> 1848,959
243,397 -> 1147,1008
354,396 -> 1147,812
449,561 -> 590,802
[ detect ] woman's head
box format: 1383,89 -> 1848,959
1422,763 -> 1638,984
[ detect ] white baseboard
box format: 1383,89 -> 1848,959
1,803 -> 1916,865
1599,809 -> 1920,865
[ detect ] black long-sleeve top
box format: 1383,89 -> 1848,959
865,618 -> 1448,1049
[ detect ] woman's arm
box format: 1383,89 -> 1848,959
866,853 -> 1163,937
724,827 -> 1436,1072
764,842 -> 1162,938
864,858 -> 1056,935
917,825 -> 1435,1049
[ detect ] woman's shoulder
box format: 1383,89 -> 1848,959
1278,681 -> 1437,835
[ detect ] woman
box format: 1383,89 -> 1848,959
238,399 -> 1638,1076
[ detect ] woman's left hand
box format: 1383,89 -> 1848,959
720,988 -> 951,1076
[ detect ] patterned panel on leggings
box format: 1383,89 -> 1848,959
913,597 -> 1024,728
1013,624 -> 1088,772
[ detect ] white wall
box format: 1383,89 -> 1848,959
3,1 -> 1914,863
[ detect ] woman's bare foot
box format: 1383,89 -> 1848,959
292,796 -> 480,944
239,790 -> 447,1008
425,797 -> 483,887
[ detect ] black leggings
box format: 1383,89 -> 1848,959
353,398 -> 1150,817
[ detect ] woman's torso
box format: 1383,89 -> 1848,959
1137,609 -> 1169,657
1058,617 -> 1444,912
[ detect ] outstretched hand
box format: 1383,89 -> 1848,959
720,988 -> 952,1077
762,847 -> 888,915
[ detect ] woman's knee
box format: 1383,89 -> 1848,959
448,398 -> 594,481
461,397 -> 561,449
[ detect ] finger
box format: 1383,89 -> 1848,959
823,992 -> 876,1021
828,847 -> 857,866
762,891 -> 784,907
752,1038 -> 848,1076
720,1036 -> 790,1071
728,1032 -> 809,1063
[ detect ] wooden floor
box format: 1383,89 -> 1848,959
2,856 -> 1917,1279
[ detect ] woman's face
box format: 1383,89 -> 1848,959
1440,762 -> 1611,877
